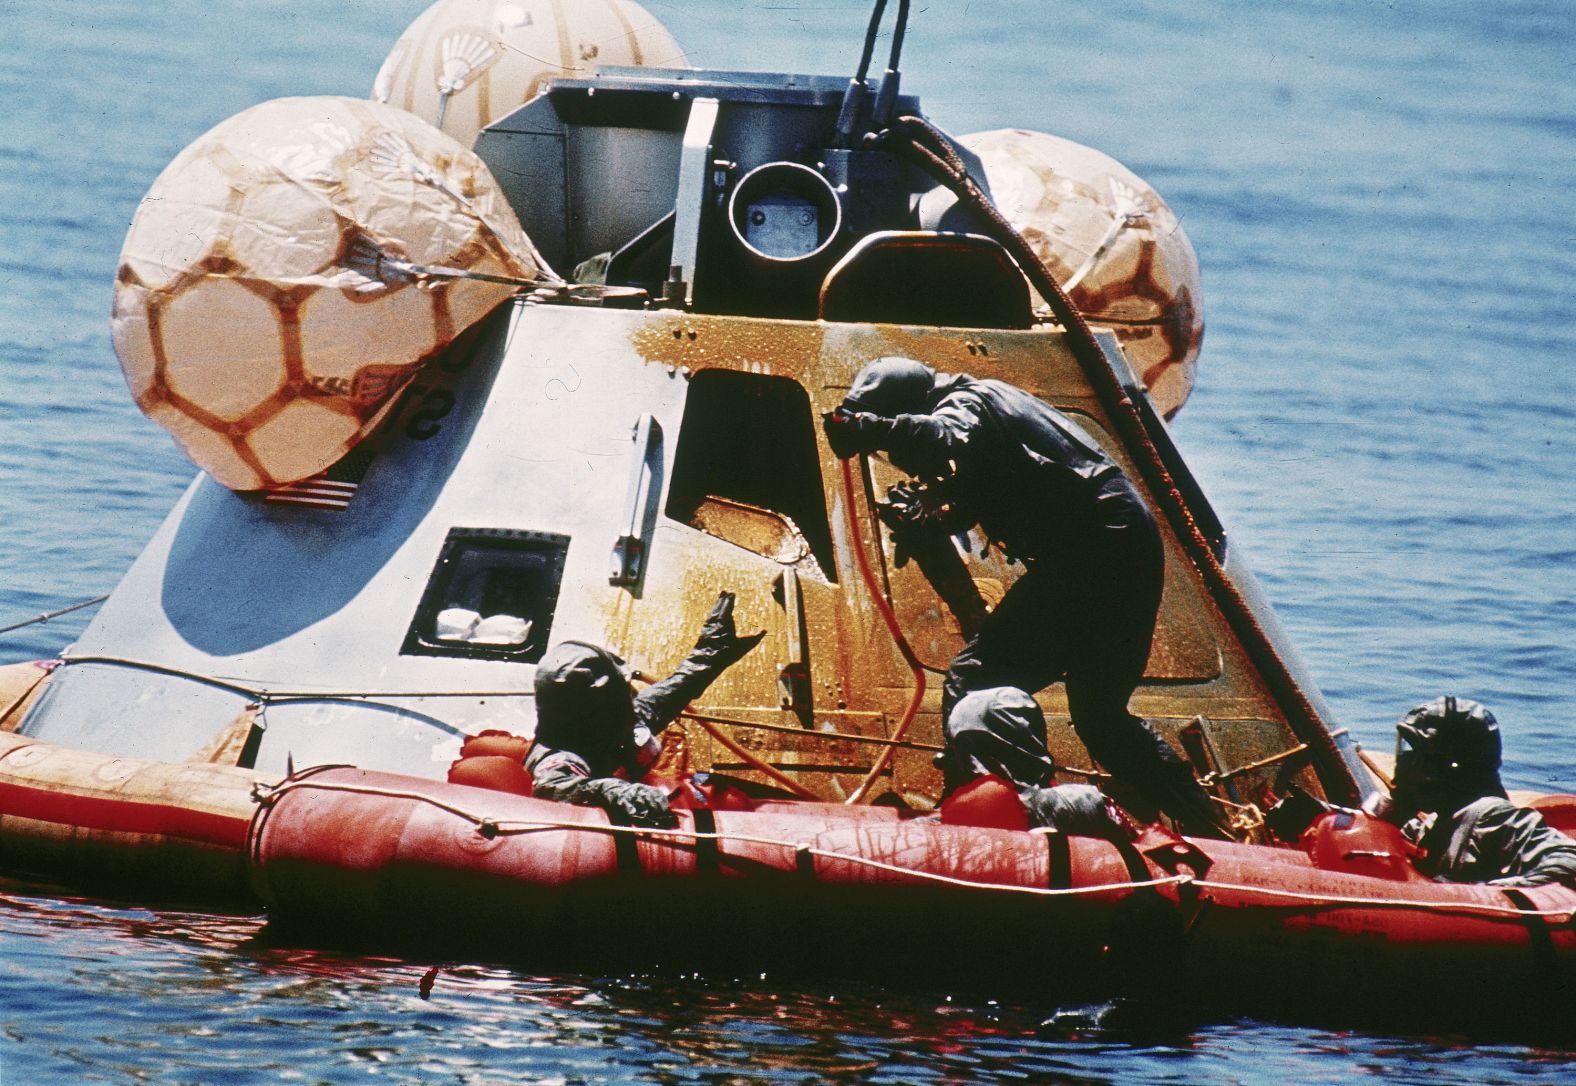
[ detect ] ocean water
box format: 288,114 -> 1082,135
2,0 -> 1574,1080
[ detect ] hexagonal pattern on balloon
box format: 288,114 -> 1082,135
111,94 -> 550,491
111,281 -> 161,405
158,276 -> 292,423
963,128 -> 1204,418
373,0 -> 690,149
245,398 -> 367,485
297,286 -> 435,384
145,401 -> 266,492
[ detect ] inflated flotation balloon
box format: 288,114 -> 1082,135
374,0 -> 689,149
112,96 -> 553,491
961,129 -> 1204,418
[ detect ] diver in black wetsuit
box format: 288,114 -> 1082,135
1368,696 -> 1576,887
525,592 -> 764,828
941,686 -> 1136,838
823,357 -> 1226,838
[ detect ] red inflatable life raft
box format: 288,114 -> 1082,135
4,731 -> 1575,1013
244,764 -> 1576,1003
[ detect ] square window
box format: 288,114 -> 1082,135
401,529 -> 570,662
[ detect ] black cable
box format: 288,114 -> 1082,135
873,112 -> 1362,806
871,0 -> 911,130
855,0 -> 887,83
836,0 -> 889,148
887,0 -> 909,73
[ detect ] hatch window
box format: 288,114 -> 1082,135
666,369 -> 837,582
401,529 -> 570,662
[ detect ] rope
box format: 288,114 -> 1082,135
876,114 -> 1360,806
258,776 -> 508,827
56,654 -> 532,703
682,710 -> 943,753
688,715 -> 818,799
0,665 -> 54,729
0,594 -> 109,636
255,775 -> 1188,899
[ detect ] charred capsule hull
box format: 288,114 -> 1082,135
23,63 -> 1360,813
18,301 -> 1366,811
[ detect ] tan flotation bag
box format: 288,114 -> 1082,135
111,95 -> 555,491
960,129 -> 1204,418
0,733 -> 267,904
374,0 -> 690,149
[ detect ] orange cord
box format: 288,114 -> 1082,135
839,457 -> 928,804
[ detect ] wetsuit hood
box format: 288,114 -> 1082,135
533,641 -> 637,765
1394,695 -> 1507,814
939,687 -> 1058,796
843,357 -> 945,416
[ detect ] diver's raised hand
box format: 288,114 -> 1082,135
687,590 -> 767,671
632,591 -> 766,733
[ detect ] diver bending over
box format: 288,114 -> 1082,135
526,592 -> 764,828
824,357 -> 1226,837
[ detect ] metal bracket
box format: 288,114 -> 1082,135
776,568 -> 810,713
668,97 -> 721,307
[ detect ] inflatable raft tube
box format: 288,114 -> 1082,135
248,766 -> 1179,974
3,735 -> 1574,1013
0,660 -> 55,732
0,732 -> 269,906
248,767 -> 1576,1005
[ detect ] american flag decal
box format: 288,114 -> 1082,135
262,446 -> 374,511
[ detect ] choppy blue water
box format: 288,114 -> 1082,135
1,0 -> 1574,1080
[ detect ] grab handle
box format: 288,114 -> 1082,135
610,413 -> 662,586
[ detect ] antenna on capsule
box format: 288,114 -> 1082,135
834,0 -> 911,148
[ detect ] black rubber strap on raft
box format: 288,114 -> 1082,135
691,808 -> 721,871
1045,831 -> 1072,890
605,809 -> 643,872
1112,837 -> 1153,884
1501,887 -> 1560,989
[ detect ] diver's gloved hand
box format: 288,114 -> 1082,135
877,480 -> 965,567
619,781 -> 679,829
878,494 -> 930,571
684,590 -> 767,672
634,591 -> 767,733
581,778 -> 679,829
878,480 -> 955,530
821,407 -> 895,459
